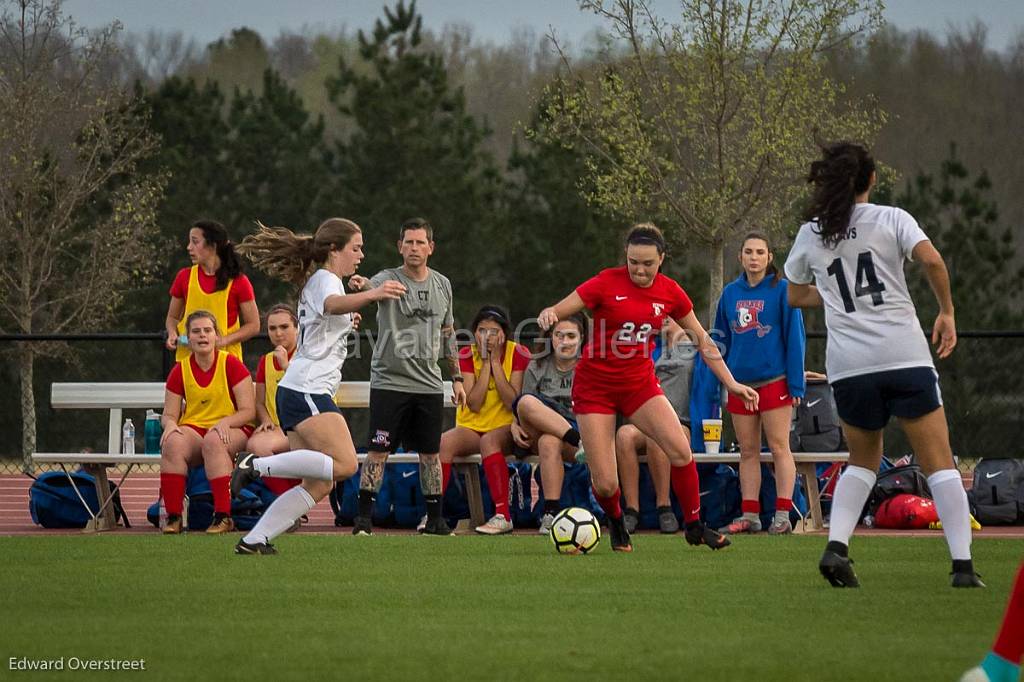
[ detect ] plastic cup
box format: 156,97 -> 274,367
702,418 -> 723,454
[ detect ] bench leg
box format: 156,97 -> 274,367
797,462 -> 824,532
458,463 -> 486,528
84,464 -> 117,532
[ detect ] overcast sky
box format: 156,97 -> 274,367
63,0 -> 1024,52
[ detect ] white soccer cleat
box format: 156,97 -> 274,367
474,514 -> 513,535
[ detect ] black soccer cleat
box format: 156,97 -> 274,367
419,516 -> 453,536
951,572 -> 986,588
684,521 -> 731,550
608,515 -> 633,553
234,538 -> 277,555
819,550 -> 860,587
229,452 -> 260,499
352,515 -> 373,536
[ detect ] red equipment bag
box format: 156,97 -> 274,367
873,493 -> 939,529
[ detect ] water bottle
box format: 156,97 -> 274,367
144,410 -> 162,455
122,418 -> 136,455
177,333 -> 189,347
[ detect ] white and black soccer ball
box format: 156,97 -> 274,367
549,507 -> 601,554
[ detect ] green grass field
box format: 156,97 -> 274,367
0,534 -> 1019,681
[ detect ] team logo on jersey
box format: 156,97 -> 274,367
652,302 -> 666,316
732,300 -> 772,337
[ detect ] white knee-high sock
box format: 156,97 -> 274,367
243,485 -> 316,545
828,465 -> 876,546
928,469 -> 972,561
253,449 -> 334,480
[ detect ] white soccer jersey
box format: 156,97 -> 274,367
784,203 -> 934,382
278,269 -> 354,396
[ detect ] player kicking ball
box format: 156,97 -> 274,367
538,223 -> 759,552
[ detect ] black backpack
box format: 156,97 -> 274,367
790,380 -> 845,452
865,464 -> 931,516
969,459 -> 1024,526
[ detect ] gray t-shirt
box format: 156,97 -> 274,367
522,356 -> 575,420
655,340 -> 696,424
369,267 -> 454,394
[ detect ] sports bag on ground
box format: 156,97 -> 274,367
865,463 -> 931,517
873,493 -> 939,529
790,380 -> 845,452
30,470 -> 130,529
969,458 -> 1024,525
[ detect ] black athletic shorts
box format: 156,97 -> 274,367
367,388 -> 444,454
830,366 -> 942,431
276,385 -> 341,433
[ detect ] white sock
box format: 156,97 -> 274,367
253,449 -> 334,481
243,485 -> 316,545
928,468 -> 973,561
828,465 -> 876,546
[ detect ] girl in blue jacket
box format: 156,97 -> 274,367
713,232 -> 806,534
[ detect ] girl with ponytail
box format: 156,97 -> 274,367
228,218 -> 407,555
786,142 -> 981,589
164,219 -> 260,362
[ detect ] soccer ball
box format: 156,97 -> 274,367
549,507 -> 601,554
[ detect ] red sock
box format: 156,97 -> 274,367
262,476 -> 300,496
742,499 -> 761,514
210,475 -> 231,514
993,562 -> 1024,663
776,497 -> 793,513
593,486 -> 623,520
441,462 -> 452,495
482,452 -> 510,520
671,461 -> 702,523
160,473 -> 186,516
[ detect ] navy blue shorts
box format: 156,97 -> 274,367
830,367 -> 942,431
275,385 -> 342,432
512,392 -> 578,432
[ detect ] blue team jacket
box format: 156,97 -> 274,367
711,272 -> 806,400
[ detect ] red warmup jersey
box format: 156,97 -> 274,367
575,267 -> 693,380
169,267 -> 255,327
166,354 -> 251,408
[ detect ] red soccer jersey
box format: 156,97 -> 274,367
575,266 -> 693,380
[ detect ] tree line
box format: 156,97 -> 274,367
1,0 -> 1022,459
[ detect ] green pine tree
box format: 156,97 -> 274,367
326,0 -> 503,323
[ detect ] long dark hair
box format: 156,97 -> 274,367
803,143 -> 876,248
193,219 -> 242,291
740,231 -> 780,287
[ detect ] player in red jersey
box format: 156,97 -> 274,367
538,224 -> 759,552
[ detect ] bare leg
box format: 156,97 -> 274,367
615,424 -> 645,510
731,412 -> 763,504
644,436 -> 674,508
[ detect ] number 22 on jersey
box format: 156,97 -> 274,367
826,251 -> 886,313
616,322 -> 654,343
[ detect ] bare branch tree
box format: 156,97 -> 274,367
0,0 -> 165,467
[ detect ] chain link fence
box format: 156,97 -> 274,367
2,331 -> 1021,476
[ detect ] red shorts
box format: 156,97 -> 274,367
727,378 -> 792,416
572,366 -> 664,417
183,423 -> 255,438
